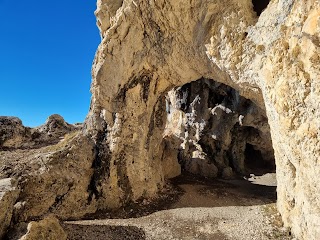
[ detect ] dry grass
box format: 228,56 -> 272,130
44,130 -> 79,152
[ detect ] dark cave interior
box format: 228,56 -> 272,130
252,0 -> 271,16
163,78 -> 275,179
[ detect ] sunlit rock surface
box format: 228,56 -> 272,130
0,1 -> 319,239
0,114 -> 81,149
87,0 -> 320,239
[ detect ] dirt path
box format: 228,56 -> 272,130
64,173 -> 292,240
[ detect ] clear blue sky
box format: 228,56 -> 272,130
0,1 -> 100,127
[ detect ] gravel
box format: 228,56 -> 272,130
65,173 -> 292,240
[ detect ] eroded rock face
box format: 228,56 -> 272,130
0,178 -> 20,239
86,0 -> 261,210
0,114 -> 81,150
88,0 -> 320,239
206,1 -> 320,238
33,114 -> 82,146
0,116 -> 96,233
0,1 -> 319,239
163,78 -> 274,179
19,216 -> 67,240
0,134 -> 96,223
0,117 -> 31,149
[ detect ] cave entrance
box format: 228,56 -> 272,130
252,0 -> 270,16
245,143 -> 276,175
161,78 -> 276,204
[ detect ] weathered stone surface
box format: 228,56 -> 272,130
0,178 -> 20,239
32,114 -> 82,146
163,79 -> 274,178
0,117 -> 30,149
88,0 -> 266,205
19,216 -> 67,240
86,0 -> 261,211
0,133 -> 97,224
13,134 -> 96,221
87,0 -> 320,239
0,114 -> 81,150
206,1 -> 320,239
0,1 -> 319,239
0,116 -> 94,223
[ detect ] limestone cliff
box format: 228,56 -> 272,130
0,1 -> 319,239
87,0 -> 320,239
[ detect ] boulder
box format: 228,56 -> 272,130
19,216 -> 67,240
0,178 -> 20,239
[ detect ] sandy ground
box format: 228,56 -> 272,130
64,173 -> 293,240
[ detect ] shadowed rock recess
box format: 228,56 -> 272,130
0,0 -> 319,239
162,78 -> 274,179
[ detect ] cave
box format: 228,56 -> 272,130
244,143 -> 276,175
161,78 -> 275,180
252,0 -> 270,16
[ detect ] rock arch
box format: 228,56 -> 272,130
86,0 -> 320,239
88,0 -> 259,205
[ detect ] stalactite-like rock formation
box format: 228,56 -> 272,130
163,79 -> 274,179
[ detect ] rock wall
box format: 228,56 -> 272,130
206,1 -> 320,238
163,78 -> 274,179
0,116 -> 95,236
1,1 -> 318,239
88,0 -> 320,239
88,0 -> 258,208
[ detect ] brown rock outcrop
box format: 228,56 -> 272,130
0,114 -> 81,150
206,1 -> 320,238
1,134 -> 96,222
0,117 -> 31,149
0,178 -> 19,239
0,116 -> 96,226
19,216 -> 67,240
87,0 -> 260,211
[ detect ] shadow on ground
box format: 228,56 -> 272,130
83,172 -> 276,220
62,224 -> 146,240
171,173 -> 276,209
